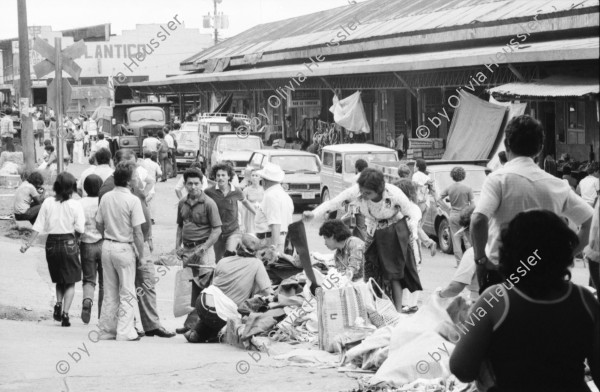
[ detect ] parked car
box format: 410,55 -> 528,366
172,121 -> 201,171
320,144 -> 399,202
372,160 -> 488,254
244,149 -> 322,207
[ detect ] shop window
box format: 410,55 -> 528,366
566,101 -> 585,144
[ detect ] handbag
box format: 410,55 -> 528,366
173,267 -> 195,317
367,278 -> 401,328
316,282 -> 374,353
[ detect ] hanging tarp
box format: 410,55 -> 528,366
90,106 -> 113,121
442,92 -> 507,161
487,97 -> 528,171
329,91 -> 370,133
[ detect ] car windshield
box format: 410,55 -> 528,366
129,109 -> 164,122
435,170 -> 487,193
218,137 -> 261,151
344,153 -> 397,173
174,130 -> 199,149
271,155 -> 320,173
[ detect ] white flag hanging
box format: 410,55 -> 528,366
329,91 -> 370,133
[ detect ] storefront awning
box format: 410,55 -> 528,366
488,75 -> 599,98
71,86 -> 112,100
129,37 -> 598,89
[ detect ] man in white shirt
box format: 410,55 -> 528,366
93,133 -> 111,154
254,163 -> 294,253
77,148 -> 114,197
1,109 -> 17,152
142,132 -> 161,156
576,162 -> 599,207
471,115 -> 594,291
163,127 -> 177,178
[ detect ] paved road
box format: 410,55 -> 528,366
0,161 -> 593,392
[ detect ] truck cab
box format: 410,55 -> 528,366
197,113 -> 264,180
109,103 -> 171,156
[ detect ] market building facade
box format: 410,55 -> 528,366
127,0 -> 598,161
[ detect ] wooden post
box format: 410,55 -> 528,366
55,37 -> 64,173
17,0 -> 35,170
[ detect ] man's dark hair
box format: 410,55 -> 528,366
563,165 -> 572,175
114,161 -> 135,187
392,178 -> 417,203
504,115 -> 544,157
27,171 -> 44,188
355,159 -> 368,173
114,149 -> 134,164
498,151 -> 508,164
183,167 -> 203,183
45,145 -> 55,153
499,209 -> 577,296
416,159 -> 427,172
53,172 -> 77,202
95,148 -> 111,165
211,162 -> 235,182
43,139 -> 52,147
397,164 -> 411,178
157,130 -> 165,139
587,162 -> 599,175
3,108 -> 12,115
319,219 -> 352,242
357,168 -> 385,195
84,174 -> 103,197
97,133 -> 105,140
88,155 -> 96,165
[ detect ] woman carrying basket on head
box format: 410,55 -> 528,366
303,168 -> 422,311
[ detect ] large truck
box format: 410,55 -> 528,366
92,103 -> 171,156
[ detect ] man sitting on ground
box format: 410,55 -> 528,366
13,171 -> 46,224
184,234 -> 274,343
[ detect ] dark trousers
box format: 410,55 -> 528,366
66,142 -> 74,161
589,260 -> 600,291
1,137 -> 15,152
191,293 -> 226,342
14,204 -> 42,225
81,240 -> 104,317
169,149 -> 177,177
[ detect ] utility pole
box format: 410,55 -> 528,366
54,38 -> 64,174
17,0 -> 35,170
214,0 -> 219,45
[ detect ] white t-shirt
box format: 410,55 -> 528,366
475,157 -> 594,264
577,175 -> 599,206
412,171 -> 432,206
77,164 -> 114,196
142,137 -> 161,153
164,133 -> 175,149
254,184 -> 294,233
142,158 -> 162,182
80,197 -> 102,243
32,197 -> 85,234
94,139 -> 110,153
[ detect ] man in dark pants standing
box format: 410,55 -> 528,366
99,149 -> 175,338
175,168 -> 222,334
164,127 -> 177,178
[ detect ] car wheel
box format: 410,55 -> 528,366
437,218 -> 453,254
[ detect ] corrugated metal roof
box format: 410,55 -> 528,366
131,37 -> 598,87
181,0 -> 598,68
488,76 -> 600,97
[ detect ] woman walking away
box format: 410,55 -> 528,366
21,172 -> 85,327
304,168 -> 422,311
79,174 -> 104,323
439,167 -> 473,267
450,210 -> 600,391
241,169 -> 264,234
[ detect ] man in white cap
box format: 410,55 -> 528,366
254,162 -> 294,253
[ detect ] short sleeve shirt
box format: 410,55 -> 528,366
335,236 -> 365,281
96,187 -> 146,242
14,181 -> 39,214
475,157 -> 594,263
177,193 -> 222,242
204,186 -> 244,235
213,255 -> 272,306
441,182 -> 474,212
452,247 -> 479,300
254,184 -> 294,234
32,197 -> 85,234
